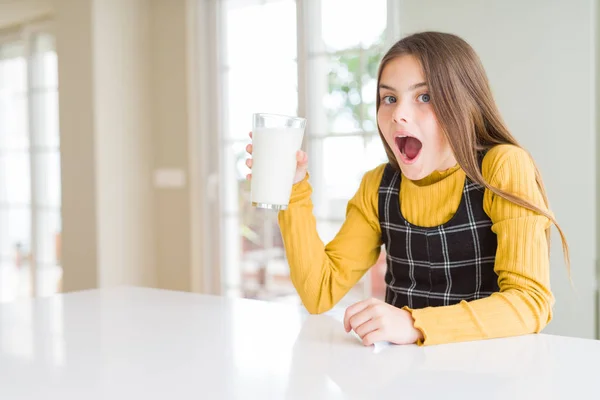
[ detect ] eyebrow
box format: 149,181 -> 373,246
379,82 -> 427,92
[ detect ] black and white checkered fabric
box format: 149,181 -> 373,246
378,160 -> 500,309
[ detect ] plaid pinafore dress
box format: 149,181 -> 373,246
378,157 -> 500,309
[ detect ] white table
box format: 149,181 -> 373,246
0,287 -> 598,399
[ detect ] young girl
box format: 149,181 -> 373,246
245,31 -> 569,346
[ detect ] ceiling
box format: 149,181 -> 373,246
0,0 -> 52,30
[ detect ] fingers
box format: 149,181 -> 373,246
362,329 -> 386,346
353,316 -> 381,339
296,150 -> 308,165
343,298 -> 377,332
246,139 -> 253,174
348,308 -> 375,334
246,134 -> 253,178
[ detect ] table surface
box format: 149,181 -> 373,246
0,287 -> 598,399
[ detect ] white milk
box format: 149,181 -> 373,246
251,127 -> 305,208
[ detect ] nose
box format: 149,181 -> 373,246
392,99 -> 410,124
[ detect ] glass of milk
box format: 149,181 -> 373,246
251,113 -> 306,210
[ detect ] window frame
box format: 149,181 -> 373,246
0,19 -> 60,301
195,0 -> 401,297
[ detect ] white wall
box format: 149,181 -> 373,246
54,0 -> 99,290
398,0 -> 597,339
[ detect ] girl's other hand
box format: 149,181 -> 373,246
343,298 -> 424,346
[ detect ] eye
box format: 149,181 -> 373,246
417,93 -> 431,103
382,95 -> 396,105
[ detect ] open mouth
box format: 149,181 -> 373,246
395,136 -> 423,164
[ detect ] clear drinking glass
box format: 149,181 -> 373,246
251,113 -> 307,210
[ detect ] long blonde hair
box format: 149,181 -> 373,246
377,32 -> 570,271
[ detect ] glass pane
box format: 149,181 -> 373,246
35,209 -> 63,298
32,33 -> 58,89
222,0 -> 298,141
238,209 -> 290,300
310,135 -> 387,221
33,151 -> 61,208
362,47 -> 382,132
0,207 -> 31,260
223,0 -> 296,67
222,215 -> 242,294
0,210 -> 32,303
0,153 -> 31,205
37,263 -> 62,298
320,48 -> 384,135
224,63 -> 298,140
325,53 -> 362,133
0,46 -> 26,93
364,134 -> 388,170
320,0 -> 387,51
309,136 -> 365,220
0,92 -> 28,150
35,209 -> 61,265
31,90 -> 60,148
315,220 -> 343,245
222,141 -> 250,215
0,258 -> 32,303
323,135 -> 364,209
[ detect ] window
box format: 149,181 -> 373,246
0,29 -> 61,303
215,0 -> 393,304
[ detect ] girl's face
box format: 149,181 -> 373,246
377,55 -> 457,180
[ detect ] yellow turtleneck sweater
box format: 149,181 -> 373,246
277,144 -> 555,346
